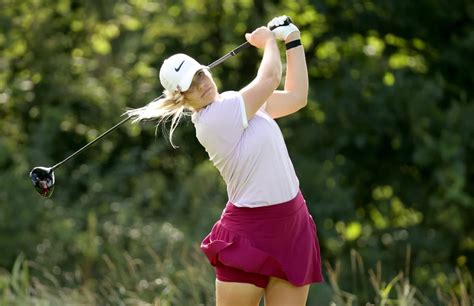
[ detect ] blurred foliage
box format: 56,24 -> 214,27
1,0 -> 473,304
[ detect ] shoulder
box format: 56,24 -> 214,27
192,90 -> 248,137
220,91 -> 242,101
192,91 -> 244,122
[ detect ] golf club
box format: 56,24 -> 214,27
29,17 -> 293,198
29,41 -> 251,198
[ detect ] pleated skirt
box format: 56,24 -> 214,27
200,191 -> 323,286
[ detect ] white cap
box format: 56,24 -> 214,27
159,53 -> 207,92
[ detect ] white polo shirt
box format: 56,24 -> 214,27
191,91 -> 299,207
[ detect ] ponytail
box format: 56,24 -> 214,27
124,90 -> 190,148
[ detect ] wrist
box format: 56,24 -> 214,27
285,39 -> 302,51
265,36 -> 277,46
285,31 -> 300,43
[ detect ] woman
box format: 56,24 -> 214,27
126,16 -> 323,306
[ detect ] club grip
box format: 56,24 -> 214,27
268,16 -> 293,31
230,41 -> 251,56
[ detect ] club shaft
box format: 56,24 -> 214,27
208,41 -> 251,69
50,41 -> 252,171
51,116 -> 131,170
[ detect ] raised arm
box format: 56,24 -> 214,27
265,17 -> 308,119
240,27 -> 282,120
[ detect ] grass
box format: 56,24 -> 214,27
0,247 -> 472,305
325,247 -> 473,306
0,244 -> 215,306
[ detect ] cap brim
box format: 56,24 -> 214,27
178,65 -> 208,92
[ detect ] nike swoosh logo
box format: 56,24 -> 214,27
174,60 -> 185,72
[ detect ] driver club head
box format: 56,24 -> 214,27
30,167 -> 55,198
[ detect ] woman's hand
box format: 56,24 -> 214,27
245,27 -> 276,49
267,15 -> 300,42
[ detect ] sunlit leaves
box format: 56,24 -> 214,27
133,61 -> 157,78
389,52 -> 427,73
412,38 -> 426,51
54,0 -> 69,15
91,34 -> 111,55
70,20 -> 83,32
120,15 -> 142,31
307,100 -> 326,124
7,40 -> 27,57
390,198 -> 423,228
372,185 -> 393,200
367,186 -> 423,232
369,207 -> 389,229
317,40 -> 340,60
167,5 -> 181,18
0,0 -> 473,304
383,72 -> 395,86
364,36 -> 385,56
89,23 -> 121,55
344,222 -> 362,241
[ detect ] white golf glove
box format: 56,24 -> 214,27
267,15 -> 299,41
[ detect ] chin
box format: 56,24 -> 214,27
204,99 -> 214,107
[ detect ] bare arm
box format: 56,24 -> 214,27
265,31 -> 308,119
240,27 -> 282,120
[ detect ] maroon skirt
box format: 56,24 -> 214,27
200,191 -> 323,286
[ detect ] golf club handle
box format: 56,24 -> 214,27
230,41 -> 251,56
51,116 -> 132,171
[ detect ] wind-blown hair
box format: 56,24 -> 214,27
123,90 -> 191,148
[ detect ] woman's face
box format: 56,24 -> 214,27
182,69 -> 219,111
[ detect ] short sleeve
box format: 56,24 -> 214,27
193,91 -> 248,157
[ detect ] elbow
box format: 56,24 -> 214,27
299,83 -> 309,108
300,98 -> 308,109
295,85 -> 308,108
293,91 -> 308,110
300,91 -> 308,107
283,91 -> 307,111
285,78 -> 308,109
297,96 -> 308,110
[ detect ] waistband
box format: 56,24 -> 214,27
223,191 -> 305,221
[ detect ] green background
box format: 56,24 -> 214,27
1,0 -> 473,305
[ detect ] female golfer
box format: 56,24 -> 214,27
127,16 -> 322,306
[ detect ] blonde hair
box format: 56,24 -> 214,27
124,90 -> 191,148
